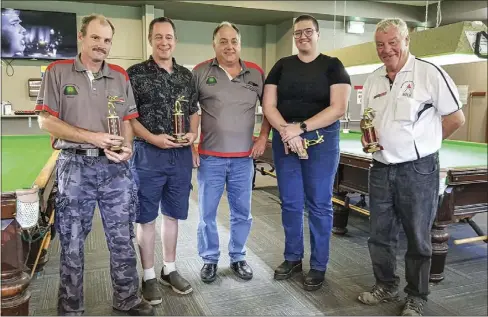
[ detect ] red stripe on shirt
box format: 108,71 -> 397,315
46,59 -> 74,71
123,112 -> 139,121
244,61 -> 264,75
193,59 -> 213,71
108,63 -> 129,81
34,104 -> 59,117
198,148 -> 252,158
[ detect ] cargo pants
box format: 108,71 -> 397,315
55,151 -> 141,315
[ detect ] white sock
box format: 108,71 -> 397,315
143,267 -> 156,281
163,261 -> 176,275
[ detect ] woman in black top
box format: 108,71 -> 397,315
262,14 -> 351,291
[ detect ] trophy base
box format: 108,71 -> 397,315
174,136 -> 188,144
110,145 -> 122,152
363,143 -> 384,153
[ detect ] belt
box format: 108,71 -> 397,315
373,152 -> 437,167
64,148 -> 106,157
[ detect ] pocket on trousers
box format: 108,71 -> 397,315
54,194 -> 70,236
128,185 -> 139,239
394,97 -> 419,123
412,155 -> 438,175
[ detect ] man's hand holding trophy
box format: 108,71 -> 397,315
360,107 -> 383,153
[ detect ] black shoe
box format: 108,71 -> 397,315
160,270 -> 193,295
126,300 -> 155,316
303,269 -> 325,291
200,263 -> 217,284
230,260 -> 253,280
274,260 -> 302,280
141,278 -> 162,305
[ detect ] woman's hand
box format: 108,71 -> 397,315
280,123 -> 302,142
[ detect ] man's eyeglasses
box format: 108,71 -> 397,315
293,28 -> 315,39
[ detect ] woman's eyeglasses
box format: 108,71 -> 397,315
293,28 -> 315,39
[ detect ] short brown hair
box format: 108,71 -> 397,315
80,14 -> 115,36
294,14 -> 319,31
148,17 -> 177,40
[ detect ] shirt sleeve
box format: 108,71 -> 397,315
189,75 -> 200,116
327,57 -> 351,86
429,65 -> 462,115
34,65 -> 60,117
123,80 -> 139,121
264,58 -> 283,85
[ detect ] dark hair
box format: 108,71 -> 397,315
80,14 -> 115,36
212,21 -> 241,42
294,14 -> 319,31
148,17 -> 177,40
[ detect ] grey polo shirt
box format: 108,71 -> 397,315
193,58 -> 264,157
34,55 -> 138,149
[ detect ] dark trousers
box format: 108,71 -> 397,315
368,152 -> 439,300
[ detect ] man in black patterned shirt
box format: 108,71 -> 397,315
127,17 -> 199,304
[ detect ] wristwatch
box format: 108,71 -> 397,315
299,122 -> 308,133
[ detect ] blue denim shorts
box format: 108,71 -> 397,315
130,141 -> 193,223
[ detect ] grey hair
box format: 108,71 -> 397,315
212,21 -> 241,43
375,18 -> 409,39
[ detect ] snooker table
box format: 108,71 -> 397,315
1,134 -> 59,316
253,131 -> 488,283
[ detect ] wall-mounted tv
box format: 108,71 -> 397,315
1,8 -> 78,60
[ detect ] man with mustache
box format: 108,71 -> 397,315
357,18 -> 465,316
126,17 -> 198,304
35,14 -> 154,316
192,21 -> 271,283
1,8 -> 27,57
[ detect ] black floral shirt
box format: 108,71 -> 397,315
127,56 -> 199,138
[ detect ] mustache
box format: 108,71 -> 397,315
92,47 -> 107,54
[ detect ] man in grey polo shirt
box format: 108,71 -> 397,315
35,14 -> 153,316
192,21 -> 271,283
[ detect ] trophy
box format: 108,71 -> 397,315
360,107 -> 383,153
284,142 -> 308,159
173,96 -> 188,143
107,96 -> 122,151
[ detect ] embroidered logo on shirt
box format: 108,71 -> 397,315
206,76 -> 217,85
63,84 -> 78,96
373,91 -> 387,99
401,81 -> 414,97
108,96 -> 125,103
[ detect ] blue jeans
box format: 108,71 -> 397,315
272,121 -> 340,271
368,152 -> 439,300
197,155 -> 253,264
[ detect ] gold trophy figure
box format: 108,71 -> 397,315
107,96 -> 122,151
173,96 -> 188,143
360,107 -> 383,153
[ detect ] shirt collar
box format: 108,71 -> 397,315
147,55 -> 181,73
211,57 -> 247,73
74,54 -> 113,78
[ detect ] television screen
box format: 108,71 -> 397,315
1,8 -> 78,60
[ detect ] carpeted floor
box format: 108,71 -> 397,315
28,168 -> 487,316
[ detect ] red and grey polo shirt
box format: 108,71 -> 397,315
34,54 -> 138,149
193,58 -> 264,157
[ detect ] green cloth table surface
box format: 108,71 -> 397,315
339,131 -> 487,169
255,130 -> 487,169
1,135 -> 54,192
